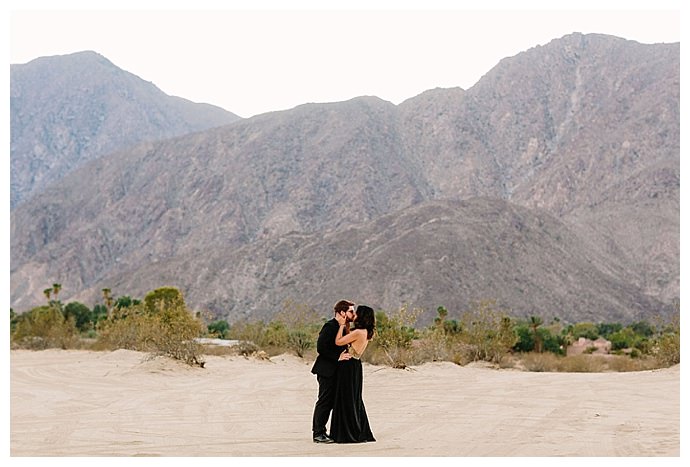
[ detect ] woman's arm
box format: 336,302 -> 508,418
335,325 -> 363,346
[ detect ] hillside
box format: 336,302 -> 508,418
67,198 -> 667,324
10,34 -> 679,323
10,51 -> 241,208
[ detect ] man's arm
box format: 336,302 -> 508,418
316,321 -> 344,361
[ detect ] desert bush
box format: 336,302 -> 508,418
556,354 -> 607,372
227,319 -> 290,355
11,305 -> 79,349
605,355 -> 663,372
519,353 -> 606,372
369,304 -> 423,368
287,330 -> 313,358
225,300 -> 321,357
459,300 -> 517,364
94,305 -> 154,351
416,327 -> 452,362
143,286 -> 185,314
655,333 -> 680,366
274,299 -> 321,357
149,301 -> 205,366
519,352 -> 563,372
96,287 -> 205,366
415,306 -> 462,362
654,307 -> 680,366
226,320 -> 281,355
518,353 -> 664,373
228,320 -> 271,352
200,344 -> 241,357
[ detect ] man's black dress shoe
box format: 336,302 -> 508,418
313,434 -> 335,443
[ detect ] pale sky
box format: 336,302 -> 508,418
7,0 -> 682,118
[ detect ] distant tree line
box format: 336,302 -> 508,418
10,285 -> 680,371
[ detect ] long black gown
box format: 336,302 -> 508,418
329,347 -> 376,443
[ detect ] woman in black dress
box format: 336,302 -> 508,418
329,305 -> 376,443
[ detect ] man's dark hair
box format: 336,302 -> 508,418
333,299 -> 355,315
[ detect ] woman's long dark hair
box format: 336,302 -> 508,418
354,305 -> 376,340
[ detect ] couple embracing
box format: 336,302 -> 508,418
311,299 -> 376,444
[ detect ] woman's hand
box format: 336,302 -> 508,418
335,313 -> 347,326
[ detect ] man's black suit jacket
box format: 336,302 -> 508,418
311,318 -> 347,377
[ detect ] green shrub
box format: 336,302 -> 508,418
513,324 -> 535,352
596,322 -> 623,338
569,322 -> 599,340
539,327 -> 564,354
630,320 -> 655,338
63,301 -> 93,332
207,320 -> 230,339
609,327 -> 639,351
114,295 -> 141,310
91,304 -> 109,325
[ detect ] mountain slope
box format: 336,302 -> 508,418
10,34 -> 679,323
398,33 -> 679,300
10,51 -> 241,208
68,198 -> 667,324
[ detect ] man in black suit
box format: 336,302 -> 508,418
311,299 -> 355,443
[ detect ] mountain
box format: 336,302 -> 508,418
10,51 -> 241,208
399,33 -> 679,302
9,34 -> 679,324
67,198 -> 665,325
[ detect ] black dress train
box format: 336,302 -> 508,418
329,348 -> 375,443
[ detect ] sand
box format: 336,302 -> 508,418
9,349 -> 680,457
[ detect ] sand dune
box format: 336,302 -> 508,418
10,349 -> 679,456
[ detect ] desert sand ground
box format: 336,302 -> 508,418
10,349 -> 679,457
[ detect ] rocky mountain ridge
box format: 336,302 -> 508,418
10,50 -> 241,208
10,34 -> 679,323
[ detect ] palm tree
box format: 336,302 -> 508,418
434,306 -> 448,328
43,288 -> 52,302
529,315 -> 544,353
102,288 -> 113,314
52,283 -> 62,300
